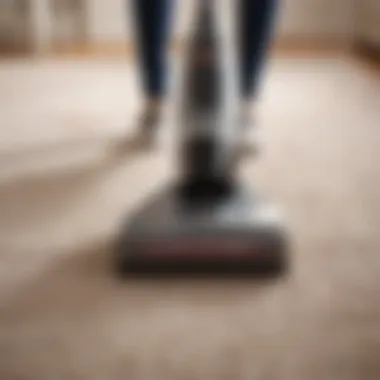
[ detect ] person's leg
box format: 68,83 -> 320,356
238,0 -> 278,129
132,0 -> 175,132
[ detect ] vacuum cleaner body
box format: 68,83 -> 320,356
117,0 -> 289,276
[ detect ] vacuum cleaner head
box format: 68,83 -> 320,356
117,185 -> 289,277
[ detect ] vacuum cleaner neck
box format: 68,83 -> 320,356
195,0 -> 217,37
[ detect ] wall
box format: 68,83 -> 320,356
84,0 -> 357,43
29,0 -> 52,54
85,0 -> 128,43
2,0 -> 365,54
279,0 -> 356,41
0,0 -> 30,52
355,0 -> 380,45
51,0 -> 87,46
84,0 -> 196,42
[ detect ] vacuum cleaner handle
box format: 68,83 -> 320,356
178,0 -> 238,193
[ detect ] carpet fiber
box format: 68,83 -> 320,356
0,56 -> 380,380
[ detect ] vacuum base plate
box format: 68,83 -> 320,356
117,185 -> 289,276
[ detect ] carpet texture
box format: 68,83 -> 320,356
0,57 -> 380,380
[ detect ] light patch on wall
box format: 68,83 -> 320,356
51,0 -> 87,47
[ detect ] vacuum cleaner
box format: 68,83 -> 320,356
116,0 -> 289,276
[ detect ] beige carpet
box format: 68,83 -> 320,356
0,56 -> 380,380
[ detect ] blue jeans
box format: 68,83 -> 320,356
132,0 -> 278,99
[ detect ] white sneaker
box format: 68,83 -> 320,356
136,102 -> 164,147
238,102 -> 261,158
111,102 -> 163,155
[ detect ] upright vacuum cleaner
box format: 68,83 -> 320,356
117,0 -> 289,275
